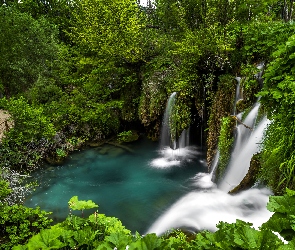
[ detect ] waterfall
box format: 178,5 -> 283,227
210,150 -> 220,181
150,93 -> 198,168
179,128 -> 190,149
219,106 -> 270,192
148,82 -> 272,235
147,106 -> 271,234
160,92 -> 177,149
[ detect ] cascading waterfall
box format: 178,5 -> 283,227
219,105 -> 270,192
147,80 -> 272,235
150,92 -> 199,168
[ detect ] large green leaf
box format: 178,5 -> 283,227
26,227 -> 65,249
104,232 -> 132,249
68,196 -> 98,211
128,234 -> 162,250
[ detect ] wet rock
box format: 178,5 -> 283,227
229,153 -> 261,194
236,99 -> 246,113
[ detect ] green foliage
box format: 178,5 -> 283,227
0,178 -> 11,203
0,97 -> 56,170
71,0 -> 144,63
68,196 -> 98,213
55,148 -> 67,158
0,97 -> 55,144
0,204 -> 52,249
259,33 -> 295,194
129,233 -> 162,249
0,6 -> 59,96
239,21 -> 295,64
262,188 -> 295,241
15,197 -> 131,249
117,130 -> 139,143
192,220 -> 283,249
216,116 -> 235,180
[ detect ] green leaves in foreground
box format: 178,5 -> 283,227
203,220 -> 283,249
13,191 -> 295,249
262,188 -> 295,242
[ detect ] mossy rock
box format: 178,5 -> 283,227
45,155 -> 66,165
206,75 -> 236,167
236,99 -> 246,113
215,115 -> 236,182
229,153 -> 261,194
117,130 -> 139,143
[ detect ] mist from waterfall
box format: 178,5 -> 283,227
147,82 -> 272,235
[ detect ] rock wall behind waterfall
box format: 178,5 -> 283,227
206,75 -> 236,167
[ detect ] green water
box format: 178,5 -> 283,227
25,137 -> 206,233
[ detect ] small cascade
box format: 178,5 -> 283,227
160,92 -> 177,149
179,128 -> 190,149
219,108 -> 270,192
150,93 -> 199,168
209,150 -> 220,181
255,62 -> 265,88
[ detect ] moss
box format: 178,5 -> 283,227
207,75 -> 236,167
239,63 -> 263,109
117,130 -> 139,143
170,95 -> 192,140
215,116 -> 236,181
236,99 -> 246,113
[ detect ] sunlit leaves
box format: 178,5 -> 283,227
129,233 -> 162,250
68,196 -> 98,211
71,0 -> 143,63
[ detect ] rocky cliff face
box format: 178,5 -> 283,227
0,110 -> 13,141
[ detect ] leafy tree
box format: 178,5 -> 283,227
0,6 -> 59,96
71,0 -> 144,63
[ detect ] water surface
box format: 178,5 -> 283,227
25,137 -> 206,233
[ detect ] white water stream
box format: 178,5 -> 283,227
219,104 -> 270,192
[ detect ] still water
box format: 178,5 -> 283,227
25,137 -> 206,233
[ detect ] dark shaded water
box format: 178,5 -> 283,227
25,137 -> 206,233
